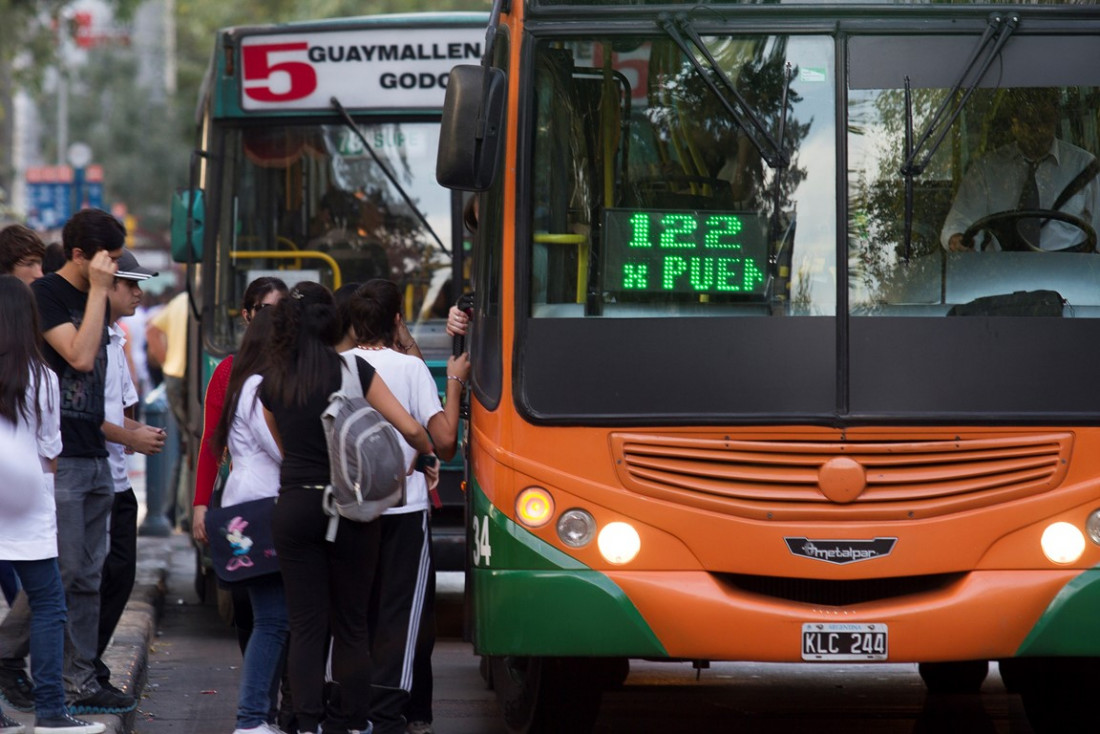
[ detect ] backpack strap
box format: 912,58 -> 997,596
322,486 -> 340,542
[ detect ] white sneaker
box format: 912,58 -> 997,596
33,712 -> 105,734
232,725 -> 286,734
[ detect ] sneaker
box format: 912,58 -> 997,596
232,724 -> 287,734
32,713 -> 105,734
406,722 -> 433,734
66,686 -> 135,715
0,709 -> 26,734
0,669 -> 34,713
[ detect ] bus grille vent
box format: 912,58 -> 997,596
717,572 -> 965,607
611,431 -> 1072,521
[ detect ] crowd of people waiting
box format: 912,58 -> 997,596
0,207 -> 471,734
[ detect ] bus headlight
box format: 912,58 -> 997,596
1086,510 -> 1100,545
598,522 -> 641,565
557,509 -> 596,548
516,487 -> 554,528
1041,522 -> 1085,564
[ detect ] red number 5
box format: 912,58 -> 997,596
242,43 -> 317,102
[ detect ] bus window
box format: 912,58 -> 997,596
527,34 -> 836,317
847,35 -> 1100,316
208,121 -> 451,353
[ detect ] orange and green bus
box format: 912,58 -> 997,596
436,0 -> 1100,731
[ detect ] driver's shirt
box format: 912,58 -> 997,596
941,138 -> 1100,251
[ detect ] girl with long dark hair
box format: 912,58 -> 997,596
259,282 -> 437,734
0,275 -> 104,734
208,308 -> 288,734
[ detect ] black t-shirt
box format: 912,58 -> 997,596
260,355 -> 375,487
32,272 -> 109,458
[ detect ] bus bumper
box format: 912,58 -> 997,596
472,565 -> 1100,662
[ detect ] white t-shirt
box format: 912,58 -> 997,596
105,322 -> 140,491
343,347 -> 444,514
221,375 -> 282,507
0,367 -> 62,561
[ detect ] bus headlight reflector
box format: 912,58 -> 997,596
1086,510 -> 1100,546
557,509 -> 596,548
1041,522 -> 1085,564
597,522 -> 641,564
516,487 -> 554,528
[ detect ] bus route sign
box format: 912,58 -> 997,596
602,208 -> 769,297
238,26 -> 484,112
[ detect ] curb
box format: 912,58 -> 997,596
93,536 -> 172,734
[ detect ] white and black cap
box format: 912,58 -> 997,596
115,249 -> 158,281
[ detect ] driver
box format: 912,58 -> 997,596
940,88 -> 1100,252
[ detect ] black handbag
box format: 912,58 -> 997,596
205,496 -> 280,584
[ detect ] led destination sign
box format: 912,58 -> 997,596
602,209 -> 769,296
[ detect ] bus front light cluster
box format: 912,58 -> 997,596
516,487 -> 554,528
1041,521 -> 1086,565
598,522 -> 641,565
557,509 -> 597,548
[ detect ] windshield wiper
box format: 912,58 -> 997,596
657,12 -> 789,170
900,12 -> 1018,260
330,96 -> 449,257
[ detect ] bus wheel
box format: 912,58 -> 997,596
917,660 -> 988,693
1014,657 -> 1100,734
490,656 -> 604,733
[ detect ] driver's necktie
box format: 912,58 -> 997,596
1017,160 -> 1041,249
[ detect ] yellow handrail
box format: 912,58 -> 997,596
230,250 -> 343,290
533,233 -> 588,303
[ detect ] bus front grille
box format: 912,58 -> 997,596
716,571 -> 966,607
611,431 -> 1072,521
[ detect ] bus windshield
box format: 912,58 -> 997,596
207,120 -> 453,353
520,24 -> 1100,420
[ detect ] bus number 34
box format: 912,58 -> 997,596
472,514 -> 492,567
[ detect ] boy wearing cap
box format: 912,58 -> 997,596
94,250 -> 165,696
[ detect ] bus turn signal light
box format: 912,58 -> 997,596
516,487 -> 554,528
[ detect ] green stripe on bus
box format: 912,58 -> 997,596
1016,568 -> 1100,656
469,484 -> 667,657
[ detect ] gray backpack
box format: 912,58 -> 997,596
320,353 -> 406,541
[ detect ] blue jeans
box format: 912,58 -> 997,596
11,558 -> 67,719
236,576 -> 289,729
55,456 -> 114,697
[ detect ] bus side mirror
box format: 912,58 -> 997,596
437,64 -> 506,192
171,188 -> 204,263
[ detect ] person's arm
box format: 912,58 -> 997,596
192,358 -> 232,543
393,315 -> 423,360
41,251 -> 116,372
101,420 -> 165,455
426,353 -> 470,461
366,372 -> 434,457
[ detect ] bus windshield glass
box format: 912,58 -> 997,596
520,22 -> 1100,420
208,120 -> 453,352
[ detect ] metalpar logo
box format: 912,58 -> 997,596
784,537 -> 897,565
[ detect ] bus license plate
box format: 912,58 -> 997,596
802,623 -> 888,661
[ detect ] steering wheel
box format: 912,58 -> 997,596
962,209 -> 1097,253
